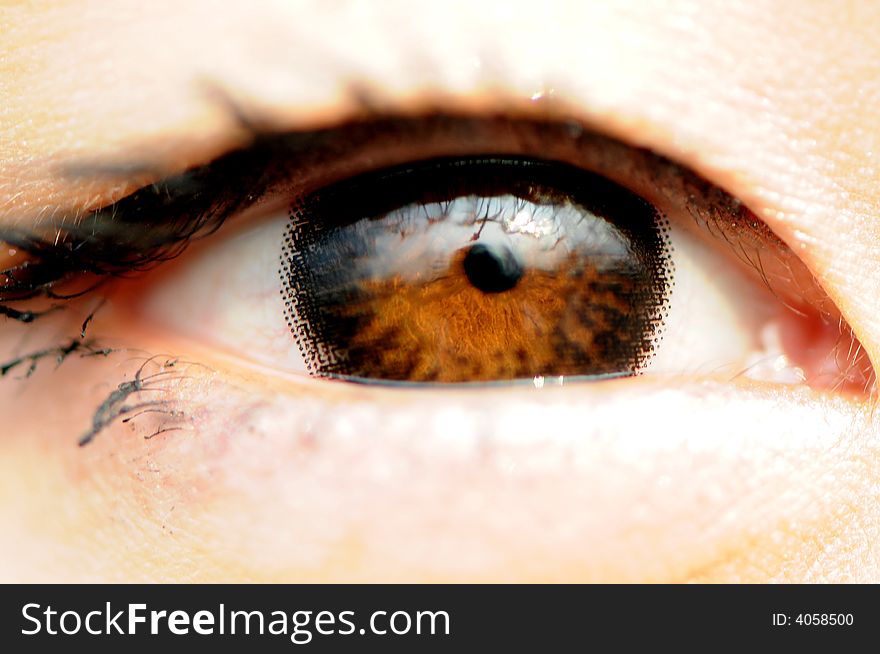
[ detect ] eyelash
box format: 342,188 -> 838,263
0,152 -> 265,313
0,111 -> 784,326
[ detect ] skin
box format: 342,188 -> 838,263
1,0 -> 880,581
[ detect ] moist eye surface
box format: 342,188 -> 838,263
280,157 -> 673,383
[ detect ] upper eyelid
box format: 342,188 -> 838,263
9,109 -> 751,228
0,111 -> 816,315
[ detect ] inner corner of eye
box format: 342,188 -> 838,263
134,152 -> 870,396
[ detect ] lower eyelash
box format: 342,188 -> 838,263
77,355 -> 194,446
0,336 -> 112,379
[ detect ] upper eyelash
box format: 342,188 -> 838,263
0,151 -> 269,308
0,112 -> 783,320
0,115 -> 424,309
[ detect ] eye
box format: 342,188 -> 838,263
282,157 -> 672,383
86,114 -> 866,392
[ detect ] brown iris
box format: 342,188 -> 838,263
281,158 -> 672,383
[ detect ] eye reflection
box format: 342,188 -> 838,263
281,157 -> 673,383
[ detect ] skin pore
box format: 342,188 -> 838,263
1,0 -> 880,581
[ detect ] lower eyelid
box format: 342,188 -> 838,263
62,357 -> 868,581
3,242 -> 871,580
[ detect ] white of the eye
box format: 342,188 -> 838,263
643,227 -> 799,382
142,213 -> 311,373
141,207 -> 800,381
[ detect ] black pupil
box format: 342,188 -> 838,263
462,242 -> 524,293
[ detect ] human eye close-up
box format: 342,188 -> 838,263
2,0 -> 880,591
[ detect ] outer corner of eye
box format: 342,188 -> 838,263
120,122 -> 872,398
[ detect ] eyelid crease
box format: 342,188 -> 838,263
0,112 -> 827,324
